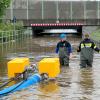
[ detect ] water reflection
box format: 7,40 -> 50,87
80,68 -> 94,99
39,80 -> 59,93
38,80 -> 61,100
0,61 -> 8,77
0,35 -> 100,99
58,67 -> 71,87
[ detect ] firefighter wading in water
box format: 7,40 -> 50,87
77,33 -> 100,68
56,33 -> 72,67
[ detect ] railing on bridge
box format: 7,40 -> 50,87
1,19 -> 100,26
16,19 -> 100,26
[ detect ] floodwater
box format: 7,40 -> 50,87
0,35 -> 100,100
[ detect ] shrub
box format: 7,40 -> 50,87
0,21 -> 24,38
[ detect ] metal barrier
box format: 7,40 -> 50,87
0,29 -> 32,56
0,29 -> 28,44
0,28 -> 33,43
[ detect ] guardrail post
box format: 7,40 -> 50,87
2,32 -> 3,44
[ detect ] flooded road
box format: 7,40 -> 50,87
0,35 -> 100,100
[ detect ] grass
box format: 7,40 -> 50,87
90,30 -> 100,41
0,21 -> 24,37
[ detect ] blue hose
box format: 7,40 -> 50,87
0,74 -> 41,96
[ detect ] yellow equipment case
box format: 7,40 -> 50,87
38,58 -> 60,78
7,58 -> 30,78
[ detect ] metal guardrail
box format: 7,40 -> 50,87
0,29 -> 31,44
0,29 -> 32,56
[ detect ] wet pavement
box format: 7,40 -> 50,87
0,35 -> 100,100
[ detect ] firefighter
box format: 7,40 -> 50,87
56,33 -> 72,67
77,33 -> 100,68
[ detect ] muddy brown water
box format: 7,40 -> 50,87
0,35 -> 100,100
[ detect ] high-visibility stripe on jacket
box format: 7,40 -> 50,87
77,38 -> 100,61
77,39 -> 99,52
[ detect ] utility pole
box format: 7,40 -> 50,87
97,1 -> 100,25
42,0 -> 44,20
56,1 -> 59,23
27,0 -> 29,20
70,1 -> 73,20
13,16 -> 16,40
11,0 -> 13,21
84,1 -> 86,22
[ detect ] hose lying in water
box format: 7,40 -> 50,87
0,64 -> 38,90
0,73 -> 25,90
0,79 -> 14,89
0,74 -> 41,96
0,80 -> 26,96
0,63 -> 50,96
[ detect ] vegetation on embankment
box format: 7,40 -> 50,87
0,21 -> 23,31
90,28 -> 100,41
0,21 -> 24,37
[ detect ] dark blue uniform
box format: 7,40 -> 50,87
56,40 -> 72,66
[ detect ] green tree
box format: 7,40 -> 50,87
0,0 -> 11,19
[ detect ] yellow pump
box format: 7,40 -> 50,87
38,58 -> 60,78
7,57 -> 30,78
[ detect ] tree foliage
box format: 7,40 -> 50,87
0,0 -> 11,18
